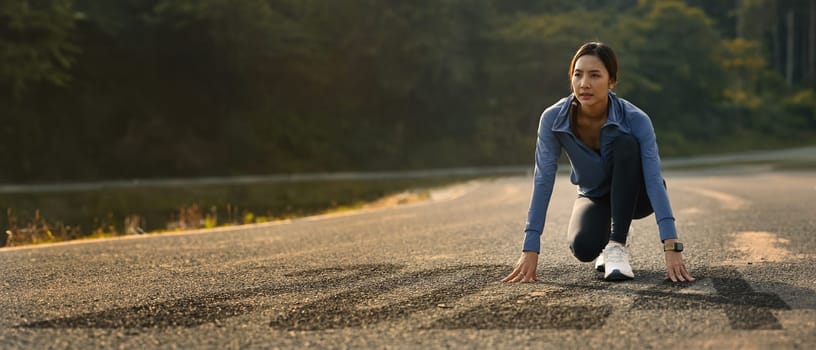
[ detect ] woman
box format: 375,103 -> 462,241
502,42 -> 695,283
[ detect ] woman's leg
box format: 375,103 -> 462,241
633,180 -> 655,219
567,196 -> 610,262
567,134 -> 657,264
609,134 -> 649,244
566,190 -> 651,263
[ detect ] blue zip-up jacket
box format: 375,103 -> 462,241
522,91 -> 677,252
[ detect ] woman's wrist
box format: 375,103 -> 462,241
662,239 -> 684,252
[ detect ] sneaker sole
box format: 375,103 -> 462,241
604,269 -> 634,281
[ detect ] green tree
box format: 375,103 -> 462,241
475,8 -> 617,164
0,0 -> 82,180
612,0 -> 725,154
0,0 -> 814,183
0,0 -> 79,97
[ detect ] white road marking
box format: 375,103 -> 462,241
723,231 -> 805,265
678,207 -> 703,215
674,278 -> 717,295
681,187 -> 750,210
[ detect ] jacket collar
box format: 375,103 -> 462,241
552,91 -> 625,133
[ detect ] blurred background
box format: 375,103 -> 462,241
3,0 -> 815,183
1,0 -> 814,245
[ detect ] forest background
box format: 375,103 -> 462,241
2,0 -> 815,184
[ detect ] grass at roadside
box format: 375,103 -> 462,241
4,146 -> 811,248
1,175 -> 487,248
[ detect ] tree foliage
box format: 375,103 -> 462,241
0,0 -> 79,96
1,0 -> 814,183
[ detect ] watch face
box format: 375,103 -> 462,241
664,242 -> 684,252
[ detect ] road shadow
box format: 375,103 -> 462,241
19,264 -> 404,329
16,263 -> 813,331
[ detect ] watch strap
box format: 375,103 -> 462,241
663,242 -> 684,252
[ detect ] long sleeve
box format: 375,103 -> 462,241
629,112 -> 678,241
522,110 -> 562,252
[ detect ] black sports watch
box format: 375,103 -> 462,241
663,241 -> 684,252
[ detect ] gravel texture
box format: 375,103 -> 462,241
1,169 -> 815,349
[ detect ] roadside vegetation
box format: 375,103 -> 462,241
1,0 -> 814,184
0,175 -> 484,247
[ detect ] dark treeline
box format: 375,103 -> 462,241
1,0 -> 815,183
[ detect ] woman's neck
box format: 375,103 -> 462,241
579,99 -> 609,120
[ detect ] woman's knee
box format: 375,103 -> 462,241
570,239 -> 603,262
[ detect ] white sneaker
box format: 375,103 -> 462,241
602,243 -> 634,281
594,253 -> 605,272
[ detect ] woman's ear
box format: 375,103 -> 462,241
609,80 -> 617,90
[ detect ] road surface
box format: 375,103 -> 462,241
2,167 -> 815,349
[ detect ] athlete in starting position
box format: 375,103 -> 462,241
502,42 -> 695,283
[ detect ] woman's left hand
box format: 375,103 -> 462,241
665,251 -> 695,282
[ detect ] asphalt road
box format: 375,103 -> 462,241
2,167 -> 815,349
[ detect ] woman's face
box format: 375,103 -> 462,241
571,54 -> 616,110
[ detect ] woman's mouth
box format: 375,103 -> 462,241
579,93 -> 593,100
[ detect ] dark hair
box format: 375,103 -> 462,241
568,42 -> 618,83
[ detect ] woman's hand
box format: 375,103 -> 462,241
665,250 -> 695,282
502,251 -> 539,283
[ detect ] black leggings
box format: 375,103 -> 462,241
567,134 -> 655,262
